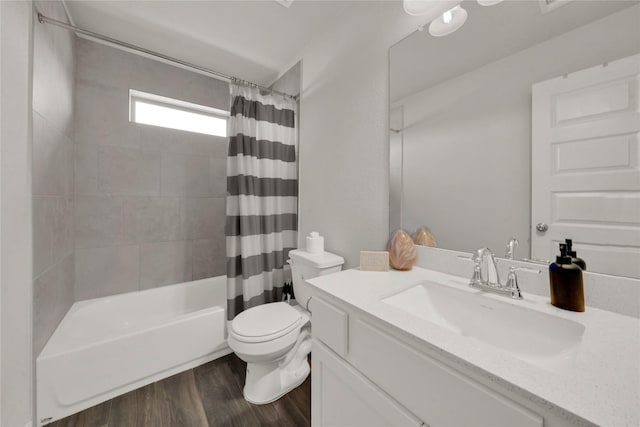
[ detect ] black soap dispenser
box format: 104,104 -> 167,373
549,243 -> 585,312
565,238 -> 587,271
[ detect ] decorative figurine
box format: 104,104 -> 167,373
412,226 -> 436,247
386,229 -> 417,270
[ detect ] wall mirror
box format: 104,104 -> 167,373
389,0 -> 640,278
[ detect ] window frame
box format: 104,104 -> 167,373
129,89 -> 229,137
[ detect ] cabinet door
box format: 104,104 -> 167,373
312,340 -> 423,427
349,319 -> 543,427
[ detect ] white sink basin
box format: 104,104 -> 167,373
382,281 -> 585,370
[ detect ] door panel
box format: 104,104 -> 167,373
531,54 -> 640,278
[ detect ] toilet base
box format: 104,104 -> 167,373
243,359 -> 310,405
242,330 -> 312,405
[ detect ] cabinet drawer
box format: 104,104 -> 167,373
349,319 -> 543,427
312,339 -> 423,427
310,297 -> 348,356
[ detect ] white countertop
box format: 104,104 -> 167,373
307,267 -> 640,427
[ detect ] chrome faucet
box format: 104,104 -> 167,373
465,248 -> 540,299
473,248 -> 500,287
505,237 -> 519,260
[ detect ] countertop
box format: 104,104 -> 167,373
307,267 -> 640,427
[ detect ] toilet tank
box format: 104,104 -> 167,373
288,249 -> 344,309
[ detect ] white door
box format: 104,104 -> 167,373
531,54 -> 640,278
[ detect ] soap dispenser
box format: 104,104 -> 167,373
565,238 -> 587,271
549,243 -> 585,312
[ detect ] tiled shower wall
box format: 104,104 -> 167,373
74,38 -> 230,300
32,0 -> 76,356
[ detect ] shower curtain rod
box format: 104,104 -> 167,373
36,12 -> 297,101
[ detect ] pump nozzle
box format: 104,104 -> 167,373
556,243 -> 572,264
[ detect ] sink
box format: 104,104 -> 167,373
382,281 -> 585,370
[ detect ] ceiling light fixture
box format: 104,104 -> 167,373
275,0 -> 294,8
428,5 -> 468,37
477,0 -> 504,6
403,0 -> 440,16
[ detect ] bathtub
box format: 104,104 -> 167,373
36,276 -> 230,425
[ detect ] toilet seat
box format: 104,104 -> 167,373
231,302 -> 303,343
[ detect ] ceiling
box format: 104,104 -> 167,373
391,0 -> 639,102
63,0 -> 357,86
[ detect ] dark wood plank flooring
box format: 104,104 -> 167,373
48,354 -> 311,427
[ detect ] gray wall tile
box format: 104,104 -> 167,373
182,197 -> 226,239
76,37 -> 137,90
33,0 -> 75,139
192,238 -> 226,280
52,196 -> 74,262
33,197 -> 56,277
32,0 -> 76,356
33,196 -> 74,278
140,241 -> 192,289
210,158 -> 227,197
75,143 -> 98,195
74,38 -> 229,300
210,178 -> 227,198
75,196 -> 137,248
133,197 -> 184,242
34,254 -> 74,356
128,53 -> 229,112
140,125 -> 193,155
161,152 -> 210,197
210,157 -> 227,177
33,112 -> 73,196
210,135 -> 229,158
75,38 -> 229,111
75,83 -> 138,148
97,146 -> 161,196
75,245 -> 140,300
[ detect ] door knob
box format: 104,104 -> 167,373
535,222 -> 548,232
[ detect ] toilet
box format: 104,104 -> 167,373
227,249 -> 344,404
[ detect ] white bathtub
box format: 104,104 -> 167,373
36,276 -> 230,425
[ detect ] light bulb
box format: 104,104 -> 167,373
443,10 -> 453,24
428,5 -> 467,37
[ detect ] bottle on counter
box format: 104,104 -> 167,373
549,243 -> 585,312
565,238 -> 587,271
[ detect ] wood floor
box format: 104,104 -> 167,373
48,354 -> 311,427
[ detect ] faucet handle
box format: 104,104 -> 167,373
505,266 -> 541,299
456,253 -> 483,286
505,267 -> 522,299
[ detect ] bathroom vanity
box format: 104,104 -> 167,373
307,267 -> 639,427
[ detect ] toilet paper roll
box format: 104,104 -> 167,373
306,231 -> 324,254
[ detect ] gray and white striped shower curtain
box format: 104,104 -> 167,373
226,83 -> 298,321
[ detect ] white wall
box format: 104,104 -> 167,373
396,6 -> 640,257
292,2 -> 426,268
1,1 -> 34,426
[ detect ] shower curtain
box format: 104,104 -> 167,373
226,83 -> 298,321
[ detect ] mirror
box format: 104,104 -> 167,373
390,0 -> 640,278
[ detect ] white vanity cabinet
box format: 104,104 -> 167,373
310,294 -> 575,427
311,296 -> 423,427
312,341 -> 423,427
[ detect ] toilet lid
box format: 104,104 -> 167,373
231,302 -> 302,341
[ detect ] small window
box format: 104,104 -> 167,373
129,89 -> 229,137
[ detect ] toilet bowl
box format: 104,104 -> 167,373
227,249 -> 344,404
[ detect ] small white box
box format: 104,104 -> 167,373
360,251 -> 390,272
